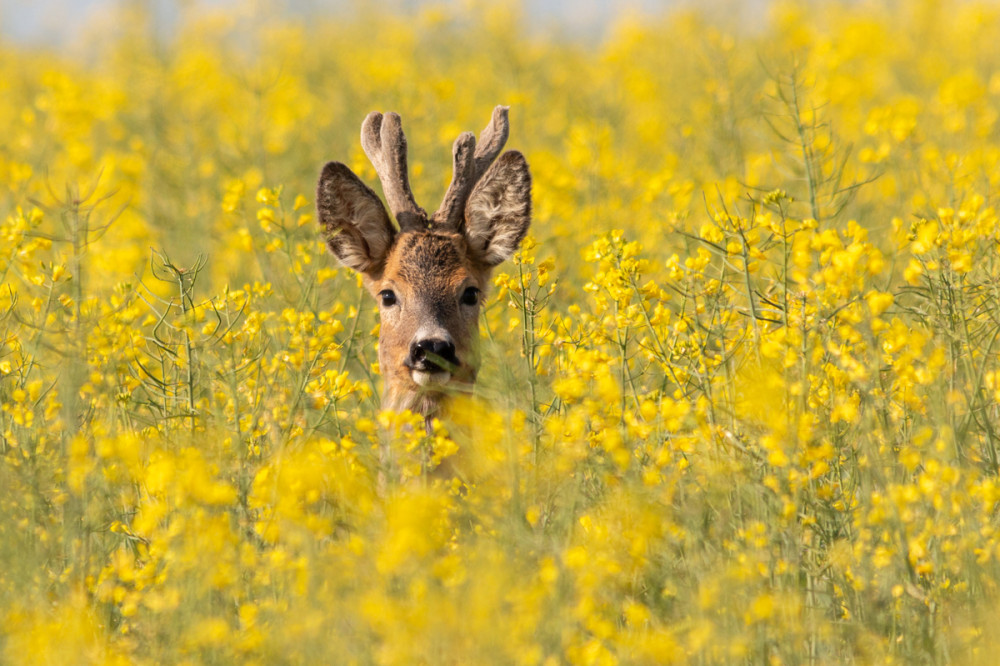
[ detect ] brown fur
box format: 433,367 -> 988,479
368,231 -> 487,414
316,108 -> 531,419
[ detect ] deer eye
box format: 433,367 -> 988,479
379,289 -> 397,307
460,287 -> 480,306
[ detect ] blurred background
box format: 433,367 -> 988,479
1,0 -> 768,47
7,1 -> 1000,664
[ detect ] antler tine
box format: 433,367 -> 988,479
361,112 -> 428,231
432,105 -> 510,230
472,105 -> 510,179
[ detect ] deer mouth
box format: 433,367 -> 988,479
411,367 -> 452,387
405,351 -> 459,388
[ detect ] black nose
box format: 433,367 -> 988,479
409,338 -> 458,370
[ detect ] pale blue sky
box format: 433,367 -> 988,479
0,0 -> 737,47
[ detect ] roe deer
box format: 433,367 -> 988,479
316,106 -> 531,420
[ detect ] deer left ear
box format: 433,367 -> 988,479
463,151 -> 531,266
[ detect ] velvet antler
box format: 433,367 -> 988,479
432,105 -> 510,230
361,112 -> 429,232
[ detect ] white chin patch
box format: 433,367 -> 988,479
412,369 -> 452,387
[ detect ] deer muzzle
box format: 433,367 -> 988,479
405,331 -> 459,386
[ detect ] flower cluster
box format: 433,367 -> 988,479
5,2 -> 1000,664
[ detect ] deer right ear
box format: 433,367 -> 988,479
316,161 -> 396,274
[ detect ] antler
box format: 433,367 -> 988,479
361,112 -> 429,231
432,105 -> 510,230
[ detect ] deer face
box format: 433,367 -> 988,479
375,230 -> 484,406
316,108 -> 531,416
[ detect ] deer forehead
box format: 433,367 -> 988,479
381,231 -> 481,294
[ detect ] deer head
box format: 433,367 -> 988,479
317,106 -> 531,417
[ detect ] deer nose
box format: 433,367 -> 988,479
409,337 -> 457,370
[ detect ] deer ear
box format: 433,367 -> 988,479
317,161 -> 396,274
463,151 -> 531,267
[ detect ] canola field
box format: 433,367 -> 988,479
5,1 -> 1000,663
